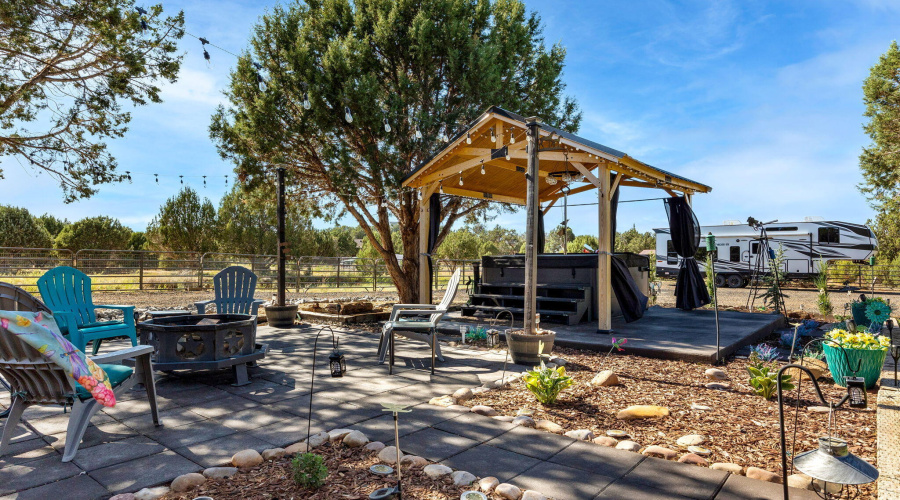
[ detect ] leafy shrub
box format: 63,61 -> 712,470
523,361 -> 574,405
291,452 -> 328,489
747,365 -> 795,399
813,260 -> 833,317
749,344 -> 779,367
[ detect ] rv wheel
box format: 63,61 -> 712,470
714,275 -> 726,288
726,274 -> 743,288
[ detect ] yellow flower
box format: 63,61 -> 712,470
14,316 -> 31,327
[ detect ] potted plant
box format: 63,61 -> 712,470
505,314 -> 556,365
823,328 -> 889,389
850,295 -> 891,333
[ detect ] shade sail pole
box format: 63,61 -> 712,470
523,117 -> 542,334
597,163 -> 612,333
276,166 -> 286,307
418,189 -> 432,304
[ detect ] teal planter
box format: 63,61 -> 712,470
851,301 -> 884,333
823,343 -> 886,389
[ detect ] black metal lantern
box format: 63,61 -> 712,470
793,436 -> 878,498
329,339 -> 346,378
845,376 -> 867,408
306,326 -> 347,448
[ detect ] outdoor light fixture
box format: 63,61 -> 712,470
329,340 -> 346,378
490,127 -> 496,143
466,132 -> 472,144
480,160 -> 485,175
439,181 -> 444,194
345,107 -> 354,123
845,377 -> 867,408
459,173 -> 463,186
415,127 -> 422,140
302,93 -> 311,110
305,326 -> 347,450
546,176 -> 557,185
384,118 -> 391,133
368,403 -> 412,500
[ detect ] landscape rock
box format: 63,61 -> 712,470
512,416 -> 536,428
378,446 -> 401,464
788,474 -> 814,490
786,358 -> 827,382
690,403 -> 712,411
676,434 -> 706,447
110,495 -> 136,500
400,455 -> 427,468
705,368 -> 728,380
521,491 -> 549,500
471,387 -> 491,396
564,429 -> 595,441
451,470 -> 477,486
480,476 -> 500,493
534,419 -> 564,434
495,482 -> 523,499
429,395 -> 455,407
472,405 -> 499,417
807,406 -> 831,413
423,464 -> 453,478
813,479 -> 843,494
704,382 -> 729,390
203,467 -> 238,479
549,357 -> 567,366
615,440 -> 642,452
285,442 -> 309,453
328,428 -> 354,442
308,431 -> 329,448
453,388 -> 474,403
642,445 -> 678,460
262,448 -> 285,460
133,487 -> 170,500
170,473 -> 206,493
747,467 -> 782,483
711,463 -> 744,475
592,436 -> 618,447
616,405 -> 670,420
678,453 -> 708,466
342,430 -> 369,448
494,415 -> 515,422
365,441 -> 386,452
232,449 -> 263,468
590,370 -> 618,387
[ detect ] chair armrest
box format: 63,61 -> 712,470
90,345 -> 154,364
195,299 -> 214,314
250,299 -> 265,316
94,305 -> 135,326
389,304 -> 438,321
95,305 -> 134,311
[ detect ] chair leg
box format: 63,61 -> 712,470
0,396 -> 27,458
62,400 -> 97,462
431,328 -> 436,375
389,328 -> 395,375
377,326 -> 392,364
129,331 -> 138,347
137,354 -> 160,426
91,339 -> 102,356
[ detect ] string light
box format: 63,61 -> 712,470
154,174 -> 158,184
417,190 -> 423,200
225,175 -> 229,186
344,107 -> 353,123
199,37 -> 210,64
415,126 -> 422,140
459,172 -> 463,186
505,147 -> 510,161
490,127 -> 496,143
383,117 -> 391,133
179,175 -> 183,185
466,132 -> 471,144
203,175 -> 207,187
125,171 -> 132,181
480,160 -> 485,175
439,180 -> 444,194
135,7 -> 148,30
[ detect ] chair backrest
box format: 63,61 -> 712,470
432,268 -> 462,322
37,266 -> 96,326
212,266 -> 259,314
0,285 -> 74,405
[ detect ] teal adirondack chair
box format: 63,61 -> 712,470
195,266 -> 264,316
37,266 -> 138,355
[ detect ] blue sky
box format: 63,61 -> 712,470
2,0 -> 898,238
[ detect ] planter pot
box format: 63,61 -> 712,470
505,330 -> 556,366
823,343 -> 886,389
265,305 -> 298,328
851,301 -> 883,333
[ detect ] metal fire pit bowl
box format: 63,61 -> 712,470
137,314 -> 267,386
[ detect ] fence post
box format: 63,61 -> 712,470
336,259 -> 341,288
198,253 -> 205,289
139,253 -> 144,290
372,259 -> 377,292
296,259 -> 301,293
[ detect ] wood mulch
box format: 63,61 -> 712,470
161,441 -> 480,500
460,346 -> 877,498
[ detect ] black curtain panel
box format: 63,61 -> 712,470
537,210 -> 546,254
664,196 -> 711,310
608,173 -> 648,322
427,193 -> 441,287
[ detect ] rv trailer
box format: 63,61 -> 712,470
654,220 -> 877,288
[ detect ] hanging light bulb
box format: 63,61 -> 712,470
490,127 -> 496,143
225,175 -> 229,186
441,129 -> 449,143
417,190 -> 423,200
466,132 -> 472,144
179,175 -> 184,185
202,175 -> 207,187
509,131 -> 515,145
439,181 -> 444,194
480,160 -> 485,175
344,107 -> 353,123
384,118 -> 391,133
154,174 -> 159,184
459,172 -> 463,186
302,92 -> 311,110
546,176 -> 557,185
505,148 -> 511,161
415,126 -> 422,140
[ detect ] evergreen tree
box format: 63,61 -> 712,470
0,205 -> 51,248
147,187 -> 218,253
55,216 -> 131,252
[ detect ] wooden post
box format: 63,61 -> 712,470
418,190 -> 433,304
138,252 -> 144,291
523,117 -> 542,335
276,167 -> 286,306
597,164 -> 612,333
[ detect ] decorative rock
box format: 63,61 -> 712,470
342,430 -> 369,448
549,357 -> 567,367
690,403 -> 712,411
704,382 -> 729,390
705,368 -> 728,380
328,428 -> 354,442
711,463 -> 744,475
642,445 -> 677,460
453,387 -> 474,403
365,441 -> 386,452
807,406 -> 831,413
616,405 -> 670,420
494,415 -> 515,422
308,431 -> 330,448
472,405 -> 498,416
134,487 -> 170,500
615,440 -> 641,452
495,483 -> 523,500
678,453 -> 708,466
203,467 -> 238,479
606,429 -> 629,438
511,416 -> 536,428
676,434 -> 706,447
451,470 -> 477,486
429,395 -> 455,407
170,473 -> 206,493
471,386 -> 491,395
786,358 -> 827,382
400,455 -> 427,468
285,442 -> 309,454
564,429 -> 595,441
534,419 -> 564,434
232,449 -> 263,468
423,464 -> 453,478
110,495 -> 136,500
516,408 -> 535,417
262,448 -> 285,461
480,476 -> 500,493
688,446 -> 712,456
378,446 -> 401,464
592,436 -> 618,447
590,370 -> 619,387
747,467 -> 782,483
521,491 -> 549,500
788,474 -> 814,490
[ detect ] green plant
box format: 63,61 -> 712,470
761,244 -> 789,313
291,452 -> 328,489
813,260 -> 833,317
705,252 -> 716,301
523,352 -> 574,405
747,365 -> 795,399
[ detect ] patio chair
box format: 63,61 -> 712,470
377,268 -> 461,373
0,283 -> 51,418
195,266 -> 264,316
37,266 -> 138,355
0,288 -> 159,462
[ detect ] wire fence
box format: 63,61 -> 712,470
0,247 -> 477,295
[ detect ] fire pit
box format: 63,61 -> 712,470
137,314 -> 267,386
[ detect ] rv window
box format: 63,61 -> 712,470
730,246 -> 741,262
767,226 -> 798,232
751,242 -> 760,254
666,240 -> 678,264
695,247 -> 708,261
819,227 -> 840,244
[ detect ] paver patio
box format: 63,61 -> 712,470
0,323 -> 818,499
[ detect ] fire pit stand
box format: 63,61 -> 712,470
136,314 -> 267,386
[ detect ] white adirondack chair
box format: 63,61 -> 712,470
377,268 -> 461,373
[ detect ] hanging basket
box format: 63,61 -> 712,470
823,343 -> 886,389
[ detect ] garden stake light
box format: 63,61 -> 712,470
306,326 -> 345,448
368,403 -> 411,500
706,232 -> 721,364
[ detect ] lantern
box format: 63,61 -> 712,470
329,337 -> 346,378
793,436 -> 877,496
845,376 -> 867,408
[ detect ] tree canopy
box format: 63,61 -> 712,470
55,215 -> 131,252
0,0 -> 185,201
210,0 -> 579,302
147,187 -> 218,253
0,205 -> 52,248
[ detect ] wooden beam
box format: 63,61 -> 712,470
414,182 -> 439,224
418,141 -> 530,186
570,162 -> 601,188
619,179 -> 657,188
441,186 -> 525,205
609,174 -> 626,197
546,182 -> 595,201
597,163 -> 612,333
418,192 -> 432,304
542,198 -> 558,214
